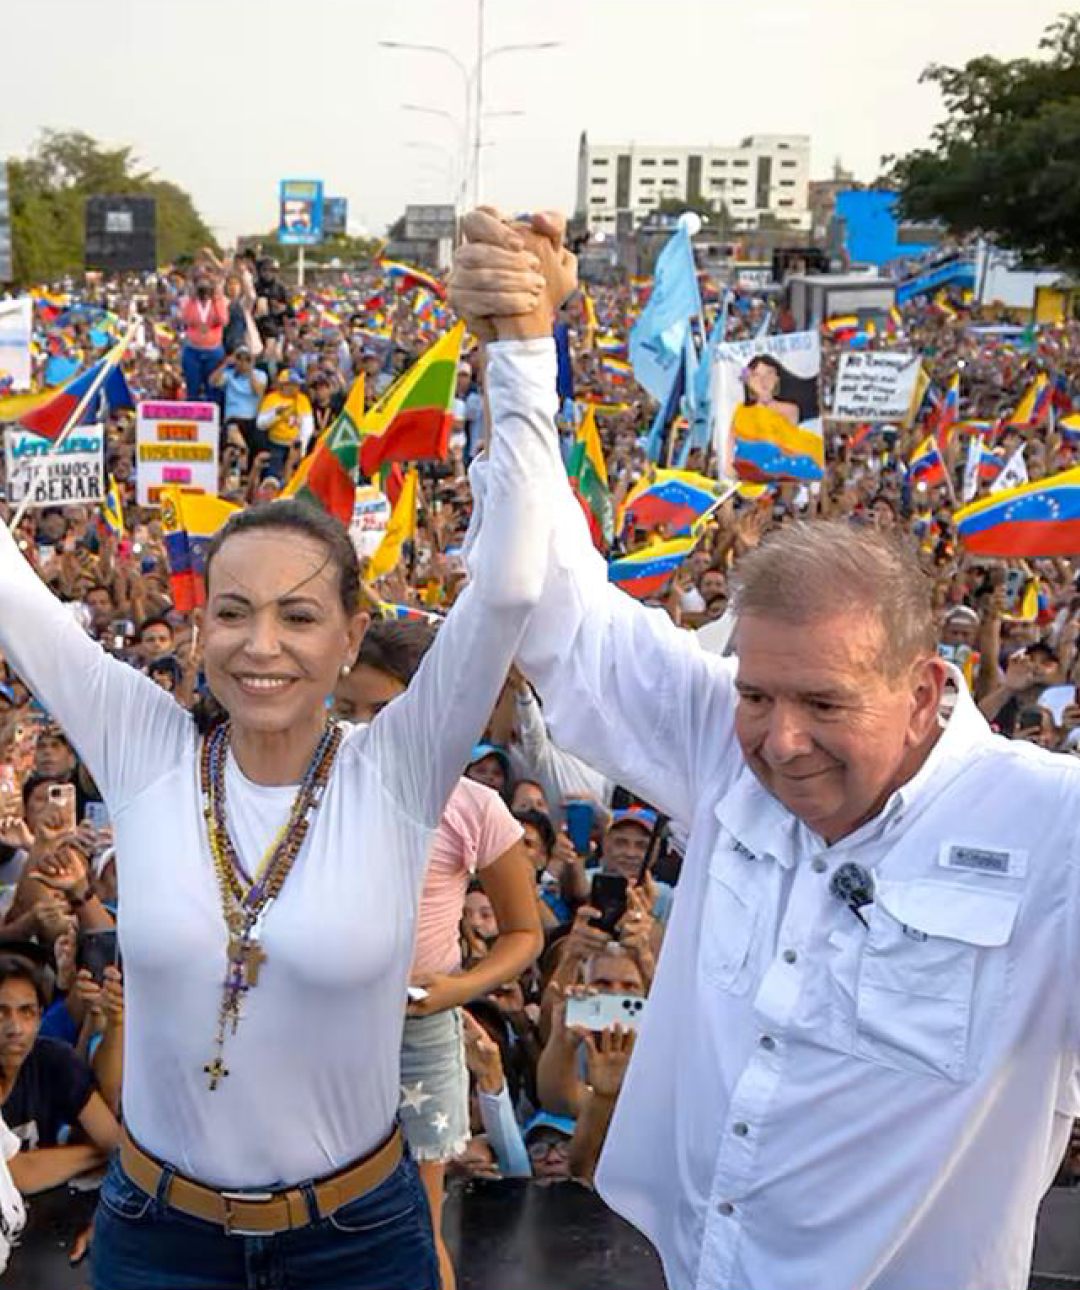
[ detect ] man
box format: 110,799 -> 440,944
0,957 -> 119,1191
594,807 -> 673,923
465,743 -> 512,799
33,724 -> 76,782
450,208 -> 1080,1290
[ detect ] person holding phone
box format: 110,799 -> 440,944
0,218 -> 565,1290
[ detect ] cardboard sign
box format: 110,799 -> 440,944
136,400 -> 219,506
831,351 -> 921,423
4,424 -> 105,508
349,485 -> 391,560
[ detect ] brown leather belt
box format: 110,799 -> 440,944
119,1126 -> 403,1236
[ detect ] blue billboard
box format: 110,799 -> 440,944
278,179 -> 324,245
323,197 -> 348,237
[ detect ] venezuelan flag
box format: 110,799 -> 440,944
374,600 -> 443,624
160,488 -> 240,612
823,314 -> 858,336
380,259 -> 446,299
731,403 -> 824,483
620,468 -> 724,534
608,534 -> 698,600
908,434 -> 945,487
973,442 -> 1005,482
596,334 -> 626,355
100,475 -> 125,538
1060,412 -> 1080,444
954,467 -> 1080,557
599,356 -> 633,381
937,373 -> 960,443
1007,374 -> 1051,429
359,322 -> 464,476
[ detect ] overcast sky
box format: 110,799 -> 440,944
3,0 -> 1068,243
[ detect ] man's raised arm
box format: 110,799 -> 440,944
451,210 -> 738,826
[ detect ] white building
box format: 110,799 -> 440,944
575,132 -> 811,236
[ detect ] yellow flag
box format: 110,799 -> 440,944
367,468 -> 418,579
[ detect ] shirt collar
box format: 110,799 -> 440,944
715,665 -> 991,869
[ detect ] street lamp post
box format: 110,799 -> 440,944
380,7 -> 559,208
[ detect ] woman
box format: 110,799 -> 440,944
0,219 -> 563,1288
335,617 -> 542,1290
179,261 -> 229,401
731,353 -> 824,480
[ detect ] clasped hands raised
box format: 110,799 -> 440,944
448,207 -> 577,342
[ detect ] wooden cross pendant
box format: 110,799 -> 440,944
204,1057 -> 229,1090
228,938 -> 267,987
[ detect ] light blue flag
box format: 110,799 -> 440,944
629,221 -> 702,403
678,293 -> 730,466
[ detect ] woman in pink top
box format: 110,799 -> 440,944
335,617 -> 541,1290
179,255 -> 230,400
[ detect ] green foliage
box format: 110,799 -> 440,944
888,14 -> 1080,268
7,129 -> 216,285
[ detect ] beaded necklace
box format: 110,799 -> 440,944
198,718 -> 343,1090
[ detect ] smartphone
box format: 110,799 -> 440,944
84,800 -> 110,830
406,986 -> 429,1003
566,992 -> 645,1032
1003,567 -> 1026,610
76,929 -> 118,985
588,873 -> 628,934
1017,706 -> 1046,731
564,800 -> 595,857
0,765 -> 16,797
48,782 -> 77,833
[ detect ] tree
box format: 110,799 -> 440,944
7,129 -> 216,285
888,15 -> 1080,269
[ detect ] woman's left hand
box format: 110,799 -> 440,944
406,971 -> 469,1017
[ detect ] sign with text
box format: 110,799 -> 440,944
4,424 -> 105,508
349,484 -> 391,561
0,297 -> 32,391
831,351 -> 921,423
136,400 -> 219,506
404,204 -> 457,242
278,178 -> 324,246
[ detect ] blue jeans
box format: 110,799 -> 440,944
181,344 -> 224,401
90,1149 -> 439,1290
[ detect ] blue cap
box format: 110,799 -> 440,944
609,806 -> 657,834
524,1111 -> 575,1141
467,742 -> 511,776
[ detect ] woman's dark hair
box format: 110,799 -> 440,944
355,617 -> 438,686
513,808 -> 555,858
193,500 -> 362,734
0,955 -> 49,1011
743,353 -> 820,424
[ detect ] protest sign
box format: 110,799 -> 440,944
710,330 -> 823,481
136,400 -> 219,506
4,424 -> 105,507
831,351 -> 921,423
349,484 -> 391,560
0,298 -> 32,391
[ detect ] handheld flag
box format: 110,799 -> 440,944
160,488 -> 240,612
368,468 -> 418,580
608,533 -> 699,601
954,467 -> 1080,558
1007,374 -> 1052,430
100,475 -> 125,538
566,405 -> 614,550
907,434 -> 946,487
359,322 -> 464,475
732,404 -> 824,482
629,219 -> 701,402
619,468 -> 724,536
379,259 -> 446,299
281,375 -> 364,526
990,445 -> 1028,494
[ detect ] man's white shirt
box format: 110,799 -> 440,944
493,343 -> 1080,1290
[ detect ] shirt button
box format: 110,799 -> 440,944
811,857 -> 827,873
732,1122 -> 749,1137
717,1201 -> 735,1216
759,1035 -> 776,1051
782,949 -> 798,964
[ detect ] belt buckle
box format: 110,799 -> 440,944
220,1190 -> 275,1238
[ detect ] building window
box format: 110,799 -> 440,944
711,159 -> 728,167
781,160 -> 797,168
778,199 -> 794,207
593,158 -> 609,166
592,176 -> 607,185
640,158 -> 657,166
639,178 -> 656,186
663,158 -> 679,166
780,180 -> 795,187
591,195 -> 606,205
733,160 -> 749,168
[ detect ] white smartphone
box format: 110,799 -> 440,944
406,986 -> 429,1004
566,993 -> 645,1032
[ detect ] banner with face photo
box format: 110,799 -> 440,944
711,330 -> 823,482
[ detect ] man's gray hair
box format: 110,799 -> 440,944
729,519 -> 936,675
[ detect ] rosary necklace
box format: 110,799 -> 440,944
198,718 -> 343,1090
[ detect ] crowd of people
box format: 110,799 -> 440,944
0,216 -> 1079,1286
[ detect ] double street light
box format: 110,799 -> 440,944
380,5 -> 559,207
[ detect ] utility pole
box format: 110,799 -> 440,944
473,0 -> 486,207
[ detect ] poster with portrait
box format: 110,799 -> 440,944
710,330 -> 823,482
